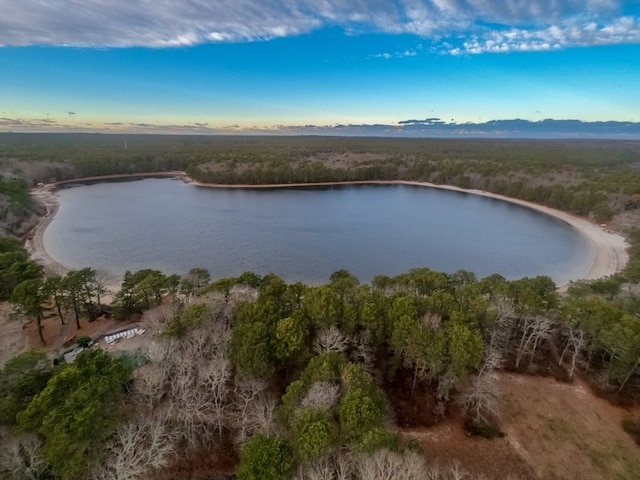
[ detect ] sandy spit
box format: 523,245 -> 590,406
26,172 -> 629,290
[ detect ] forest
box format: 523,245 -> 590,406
0,134 -> 639,479
1,133 -> 639,224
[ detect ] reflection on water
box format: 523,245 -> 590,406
43,178 -> 592,285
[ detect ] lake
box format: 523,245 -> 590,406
42,178 -> 593,285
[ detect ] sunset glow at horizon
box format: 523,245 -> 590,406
1,1 -> 639,137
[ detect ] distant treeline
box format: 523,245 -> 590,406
1,133 -> 639,223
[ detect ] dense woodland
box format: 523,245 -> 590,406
1,134 -> 639,224
0,134 -> 639,479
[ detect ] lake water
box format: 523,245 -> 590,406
42,178 -> 593,286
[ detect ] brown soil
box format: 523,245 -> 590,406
400,372 -> 640,480
401,419 -> 536,479
156,436 -> 237,480
22,307 -> 134,355
0,302 -> 29,367
498,373 -> 640,480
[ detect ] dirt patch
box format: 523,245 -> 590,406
401,419 -> 536,479
0,302 -> 29,367
155,435 -> 237,480
21,307 -> 134,355
400,372 -> 640,480
498,372 -> 640,480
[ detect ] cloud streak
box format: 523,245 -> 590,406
1,0 -> 638,52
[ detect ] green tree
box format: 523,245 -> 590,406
181,267 -> 211,298
113,269 -> 176,319
163,303 -> 209,338
0,351 -> 53,426
44,275 -> 66,325
236,434 -> 294,480
0,246 -> 42,301
11,278 -> 49,345
275,314 -> 311,368
60,270 -> 86,329
231,321 -> 278,379
339,386 -> 387,448
291,408 -> 337,461
18,349 -> 132,480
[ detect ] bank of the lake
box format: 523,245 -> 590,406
28,172 -> 629,289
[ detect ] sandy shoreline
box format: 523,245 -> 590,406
27,172 -> 629,290
26,184 -> 69,276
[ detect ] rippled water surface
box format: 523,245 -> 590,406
43,178 -> 593,285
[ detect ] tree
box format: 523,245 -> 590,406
339,387 -> 387,449
0,351 -> 53,426
460,339 -> 503,436
231,321 -> 278,379
44,275 -> 66,325
236,434 -> 294,480
441,314 -> 484,396
313,326 -> 349,355
11,278 -> 49,345
18,349 -> 132,480
0,433 -> 52,480
356,449 -> 427,480
61,270 -> 86,329
291,408 -> 337,461
302,286 -> 343,329
293,450 -> 355,480
601,313 -> 640,392
275,314 -> 311,368
113,269 -> 176,319
88,415 -> 177,480
76,267 -> 100,321
162,303 -> 209,338
0,242 -> 42,301
179,267 -> 211,300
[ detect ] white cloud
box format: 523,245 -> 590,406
0,0 -> 637,53
448,15 -> 640,54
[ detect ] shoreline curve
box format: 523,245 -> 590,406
27,171 -> 629,289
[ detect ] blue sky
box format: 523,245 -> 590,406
1,1 -> 639,137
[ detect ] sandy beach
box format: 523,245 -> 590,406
26,184 -> 69,276
27,172 -> 629,290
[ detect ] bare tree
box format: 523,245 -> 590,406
293,450 -> 355,480
133,303 -> 234,452
514,316 -> 554,368
352,331 -> 375,371
0,433 -> 49,480
460,338 -> 503,429
140,303 -> 179,335
558,325 -> 585,379
313,326 -> 349,354
357,449 -> 427,480
293,454 -> 335,480
300,381 -> 341,410
131,363 -> 167,410
232,377 -> 271,444
89,415 -> 177,480
201,357 -> 232,435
